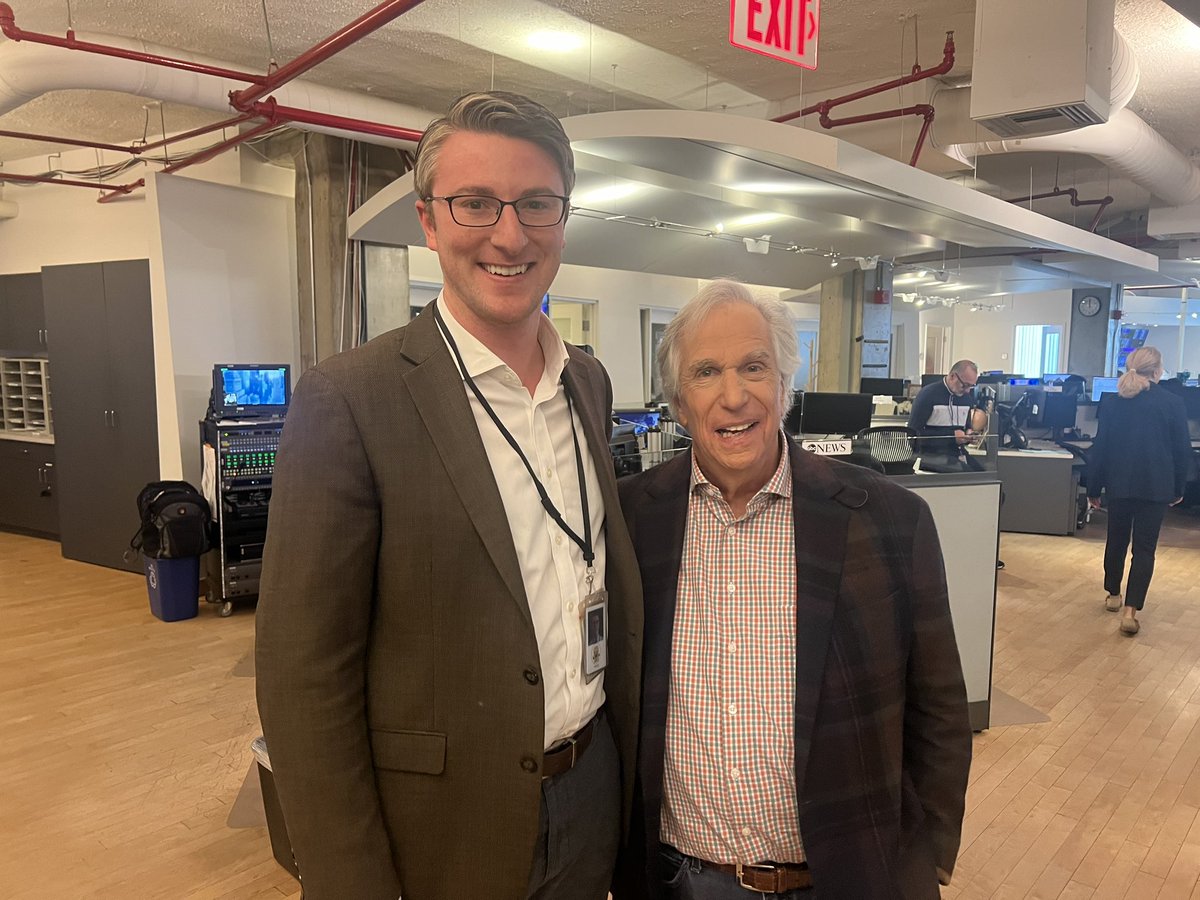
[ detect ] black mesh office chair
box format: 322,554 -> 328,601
855,426 -> 919,475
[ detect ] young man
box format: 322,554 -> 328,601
256,91 -> 642,900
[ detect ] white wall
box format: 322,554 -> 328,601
952,290 -> 1072,373
147,172 -> 300,483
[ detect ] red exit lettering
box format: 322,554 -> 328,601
731,0 -> 820,70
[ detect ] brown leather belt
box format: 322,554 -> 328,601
706,860 -> 812,893
541,714 -> 596,780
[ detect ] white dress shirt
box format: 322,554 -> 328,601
436,300 -> 608,750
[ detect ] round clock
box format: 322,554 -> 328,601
1078,295 -> 1103,317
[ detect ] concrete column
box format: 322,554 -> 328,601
295,136 -> 412,371
859,263 -> 894,385
816,268 -> 865,392
1066,284 -> 1118,376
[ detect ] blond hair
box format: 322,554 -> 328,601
1117,346 -> 1163,398
413,91 -> 575,201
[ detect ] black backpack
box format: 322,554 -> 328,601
129,480 -> 213,559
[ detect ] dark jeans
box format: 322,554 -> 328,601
1103,497 -> 1169,610
525,712 -> 620,900
659,844 -> 811,900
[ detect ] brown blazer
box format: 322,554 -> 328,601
255,309 -> 643,900
614,440 -> 971,899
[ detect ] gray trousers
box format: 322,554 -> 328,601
526,712 -> 620,900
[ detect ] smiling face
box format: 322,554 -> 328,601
674,301 -> 786,505
416,130 -> 566,343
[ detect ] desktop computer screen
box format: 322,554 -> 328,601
921,373 -> 945,387
858,377 -> 906,396
1090,376 -> 1119,402
798,392 -> 874,437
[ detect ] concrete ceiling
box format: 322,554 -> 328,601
2,0 -> 1199,250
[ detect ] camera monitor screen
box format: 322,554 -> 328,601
799,392 -> 874,437
213,363 -> 291,417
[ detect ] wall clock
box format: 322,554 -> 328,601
1078,295 -> 1102,317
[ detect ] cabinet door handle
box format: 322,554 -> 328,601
36,466 -> 43,483
111,409 -> 118,428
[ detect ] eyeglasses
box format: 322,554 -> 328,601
424,194 -> 570,228
953,372 -> 978,390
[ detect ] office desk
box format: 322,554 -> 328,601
991,448 -> 1080,535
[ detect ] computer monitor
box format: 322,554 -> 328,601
798,392 -> 874,437
1008,377 -> 1041,386
1090,376 -> 1119,402
977,373 -> 1015,385
1041,392 -> 1079,430
783,391 -> 804,436
921,373 -> 945,387
612,408 -> 660,434
858,377 -> 906,396
212,363 -> 291,418
1042,373 -> 1073,385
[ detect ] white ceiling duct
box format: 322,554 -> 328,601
942,29 -> 1200,206
0,31 -> 434,148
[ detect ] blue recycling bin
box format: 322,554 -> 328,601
143,556 -> 200,622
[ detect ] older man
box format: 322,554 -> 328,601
908,359 -> 980,471
615,281 -> 971,899
256,91 -> 642,900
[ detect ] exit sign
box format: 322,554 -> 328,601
729,0 -> 820,69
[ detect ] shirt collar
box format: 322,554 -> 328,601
434,295 -> 570,386
688,429 -> 793,501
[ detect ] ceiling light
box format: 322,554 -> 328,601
917,269 -> 928,278
573,182 -> 642,207
830,256 -> 839,268
527,30 -> 585,52
726,211 -> 788,229
914,298 -> 926,307
729,181 -> 823,196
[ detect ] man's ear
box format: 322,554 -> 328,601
416,199 -> 439,251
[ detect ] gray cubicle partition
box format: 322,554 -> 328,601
897,472 -> 1001,731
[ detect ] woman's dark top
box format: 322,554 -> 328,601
1087,383 -> 1192,502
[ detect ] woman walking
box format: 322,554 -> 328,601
1087,347 -> 1192,634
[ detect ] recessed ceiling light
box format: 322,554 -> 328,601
573,183 -> 642,207
726,211 -> 788,229
527,30 -> 585,52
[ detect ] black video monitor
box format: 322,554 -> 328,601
783,391 -> 804,436
213,363 -> 291,418
859,377 -> 906,396
799,391 -> 874,437
921,374 -> 945,386
977,373 -> 1011,385
1042,392 -> 1078,429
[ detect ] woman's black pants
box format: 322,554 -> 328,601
1103,497 -> 1168,610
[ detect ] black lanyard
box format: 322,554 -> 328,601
432,301 -> 595,572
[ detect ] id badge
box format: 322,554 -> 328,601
581,589 -> 609,683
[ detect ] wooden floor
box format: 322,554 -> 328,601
0,509 -> 1197,898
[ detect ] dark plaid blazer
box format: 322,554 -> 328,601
614,438 -> 971,899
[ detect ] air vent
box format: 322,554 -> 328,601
977,103 -> 1107,139
971,0 -> 1114,139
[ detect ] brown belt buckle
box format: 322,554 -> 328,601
735,862 -> 778,893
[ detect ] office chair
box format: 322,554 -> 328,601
855,426 -> 919,475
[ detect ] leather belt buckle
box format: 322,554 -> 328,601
736,862 -> 779,893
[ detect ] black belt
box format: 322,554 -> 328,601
705,860 -> 812,893
541,714 -> 596,780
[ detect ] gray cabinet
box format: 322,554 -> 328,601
0,273 -> 48,353
41,260 -> 158,572
0,440 -> 58,537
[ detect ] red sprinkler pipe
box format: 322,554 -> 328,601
0,114 -> 258,157
230,0 -> 431,108
241,98 -> 424,144
1005,186 -> 1114,233
0,169 -> 143,197
772,31 -> 954,166
774,31 -> 955,124
0,3 -> 267,84
159,119 -> 282,176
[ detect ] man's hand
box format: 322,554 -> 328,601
1170,496 -> 1184,507
953,429 -> 969,445
1088,497 -> 1102,510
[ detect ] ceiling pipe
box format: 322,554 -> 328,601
0,113 -> 258,156
0,3 -> 266,85
230,0 -> 430,108
0,16 -> 433,150
938,29 -> 1200,206
772,32 -> 954,167
1004,186 -> 1114,232
0,169 -> 140,199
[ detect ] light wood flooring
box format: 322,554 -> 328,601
0,509 -> 1197,899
